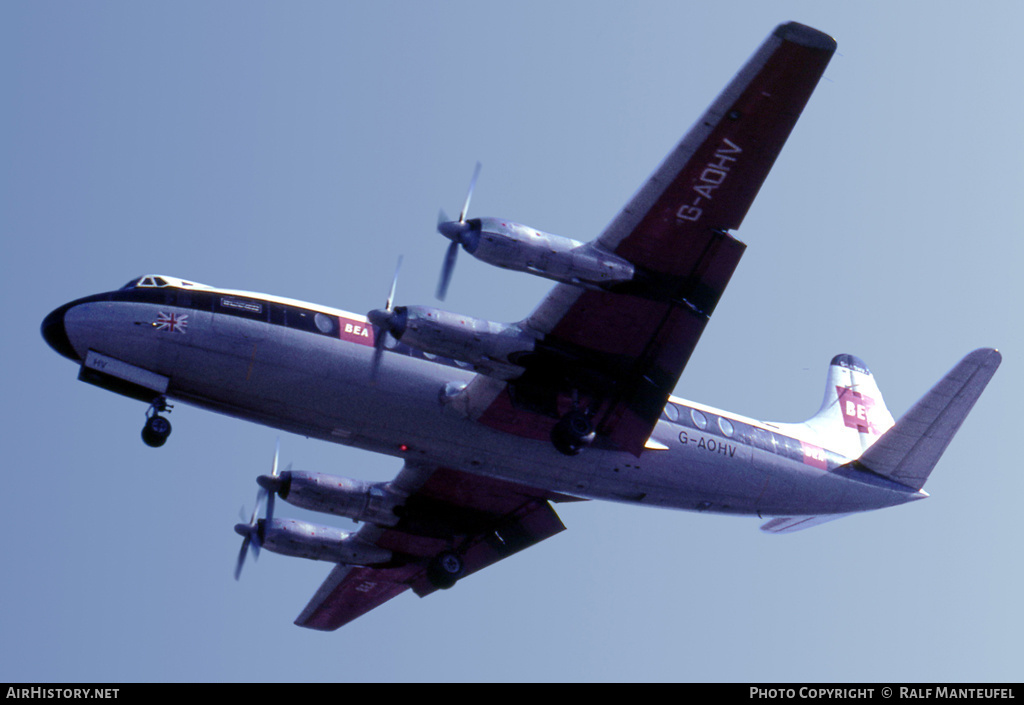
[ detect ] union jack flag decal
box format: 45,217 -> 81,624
155,311 -> 188,334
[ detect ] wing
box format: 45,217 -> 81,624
294,463 -> 579,631
467,23 -> 837,455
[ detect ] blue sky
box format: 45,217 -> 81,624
3,1 -> 1021,682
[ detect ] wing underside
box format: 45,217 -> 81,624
469,23 -> 837,455
294,465 -> 575,631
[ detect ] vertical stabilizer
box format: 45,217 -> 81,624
801,354 -> 896,459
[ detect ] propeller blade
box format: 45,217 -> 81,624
436,240 -> 459,300
267,438 -> 281,523
385,255 -> 403,313
459,161 -> 482,223
251,491 -> 265,561
237,439 -> 289,580
233,521 -> 258,579
370,331 -> 387,384
233,488 -> 265,579
234,535 -> 251,580
434,164 -> 480,300
266,459 -> 290,524
370,256 -> 403,383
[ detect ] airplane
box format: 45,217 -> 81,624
40,22 -> 1000,631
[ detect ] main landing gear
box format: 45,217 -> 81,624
551,409 -> 595,456
426,551 -> 465,590
141,396 -> 173,448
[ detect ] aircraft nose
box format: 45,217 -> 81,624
41,303 -> 80,361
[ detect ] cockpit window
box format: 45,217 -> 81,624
122,275 -> 170,289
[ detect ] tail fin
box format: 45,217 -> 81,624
800,354 -> 897,459
856,348 -> 1001,490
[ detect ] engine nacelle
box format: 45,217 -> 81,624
262,471 -> 402,526
388,306 -> 536,379
463,217 -> 634,288
258,518 -> 392,565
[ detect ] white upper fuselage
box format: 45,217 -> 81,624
42,275 -> 926,518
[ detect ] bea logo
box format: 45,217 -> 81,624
344,322 -> 370,338
837,387 -> 878,435
339,318 -> 375,346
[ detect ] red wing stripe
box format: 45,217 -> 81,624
598,23 -> 836,273
294,564 -> 415,631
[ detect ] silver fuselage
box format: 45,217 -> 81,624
42,279 -> 925,518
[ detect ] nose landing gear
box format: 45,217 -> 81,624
142,397 -> 173,448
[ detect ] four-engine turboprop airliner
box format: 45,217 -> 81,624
40,22 -> 1000,631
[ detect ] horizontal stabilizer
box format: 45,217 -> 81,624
760,514 -> 852,534
856,348 -> 1001,490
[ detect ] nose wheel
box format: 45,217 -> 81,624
141,397 -> 173,448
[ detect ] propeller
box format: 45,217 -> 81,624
256,438 -> 292,522
234,440 -> 284,580
366,256 -> 407,383
436,162 -> 482,300
233,494 -> 264,581
265,439 -> 280,525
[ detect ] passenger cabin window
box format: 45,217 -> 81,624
286,307 -> 320,333
275,305 -> 339,337
314,312 -> 335,334
663,403 -> 679,422
691,409 -> 708,430
719,417 -> 735,437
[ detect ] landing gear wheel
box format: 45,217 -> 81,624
141,396 -> 173,448
426,551 -> 465,590
141,414 -> 172,448
551,410 -> 595,456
